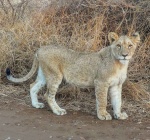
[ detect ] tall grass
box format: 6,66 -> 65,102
0,0 -> 149,102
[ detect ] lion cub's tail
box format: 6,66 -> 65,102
6,54 -> 39,83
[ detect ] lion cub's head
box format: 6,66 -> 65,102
108,32 -> 140,64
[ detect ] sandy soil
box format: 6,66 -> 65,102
0,98 -> 150,140
0,83 -> 149,140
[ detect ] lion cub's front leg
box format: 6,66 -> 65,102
109,85 -> 128,120
95,80 -> 112,120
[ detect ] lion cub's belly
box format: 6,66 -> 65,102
64,67 -> 95,87
67,75 -> 94,87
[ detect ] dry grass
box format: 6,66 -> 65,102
0,0 -> 149,117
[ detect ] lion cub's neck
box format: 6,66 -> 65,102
114,59 -> 129,69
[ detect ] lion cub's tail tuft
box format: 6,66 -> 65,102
6,55 -> 39,83
6,68 -> 11,76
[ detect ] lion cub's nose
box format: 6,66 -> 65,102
122,54 -> 128,57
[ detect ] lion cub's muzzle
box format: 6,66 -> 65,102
122,53 -> 128,60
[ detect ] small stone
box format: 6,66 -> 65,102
82,125 -> 87,127
80,137 -> 86,140
5,137 -> 10,140
73,112 -> 77,115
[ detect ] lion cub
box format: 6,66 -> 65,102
6,32 -> 140,120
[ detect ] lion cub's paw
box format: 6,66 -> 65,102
53,108 -> 67,116
32,102 -> 45,109
97,112 -> 112,120
114,112 -> 128,120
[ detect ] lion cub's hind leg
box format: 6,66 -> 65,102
44,74 -> 67,116
30,67 -> 46,109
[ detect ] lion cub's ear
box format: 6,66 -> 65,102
108,32 -> 119,44
130,32 -> 140,44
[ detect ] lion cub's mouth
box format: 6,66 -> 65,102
119,59 -> 130,65
119,59 -> 129,60
118,56 -> 130,61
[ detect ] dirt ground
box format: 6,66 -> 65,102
0,84 -> 150,140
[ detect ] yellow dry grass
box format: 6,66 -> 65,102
0,0 -> 149,107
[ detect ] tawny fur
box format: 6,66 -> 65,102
7,32 -> 140,120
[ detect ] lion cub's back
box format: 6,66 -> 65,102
38,45 -> 77,59
37,45 -> 79,72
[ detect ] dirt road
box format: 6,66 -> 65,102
0,102 -> 150,140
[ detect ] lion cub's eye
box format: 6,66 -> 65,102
128,45 -> 133,49
117,44 -> 121,49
